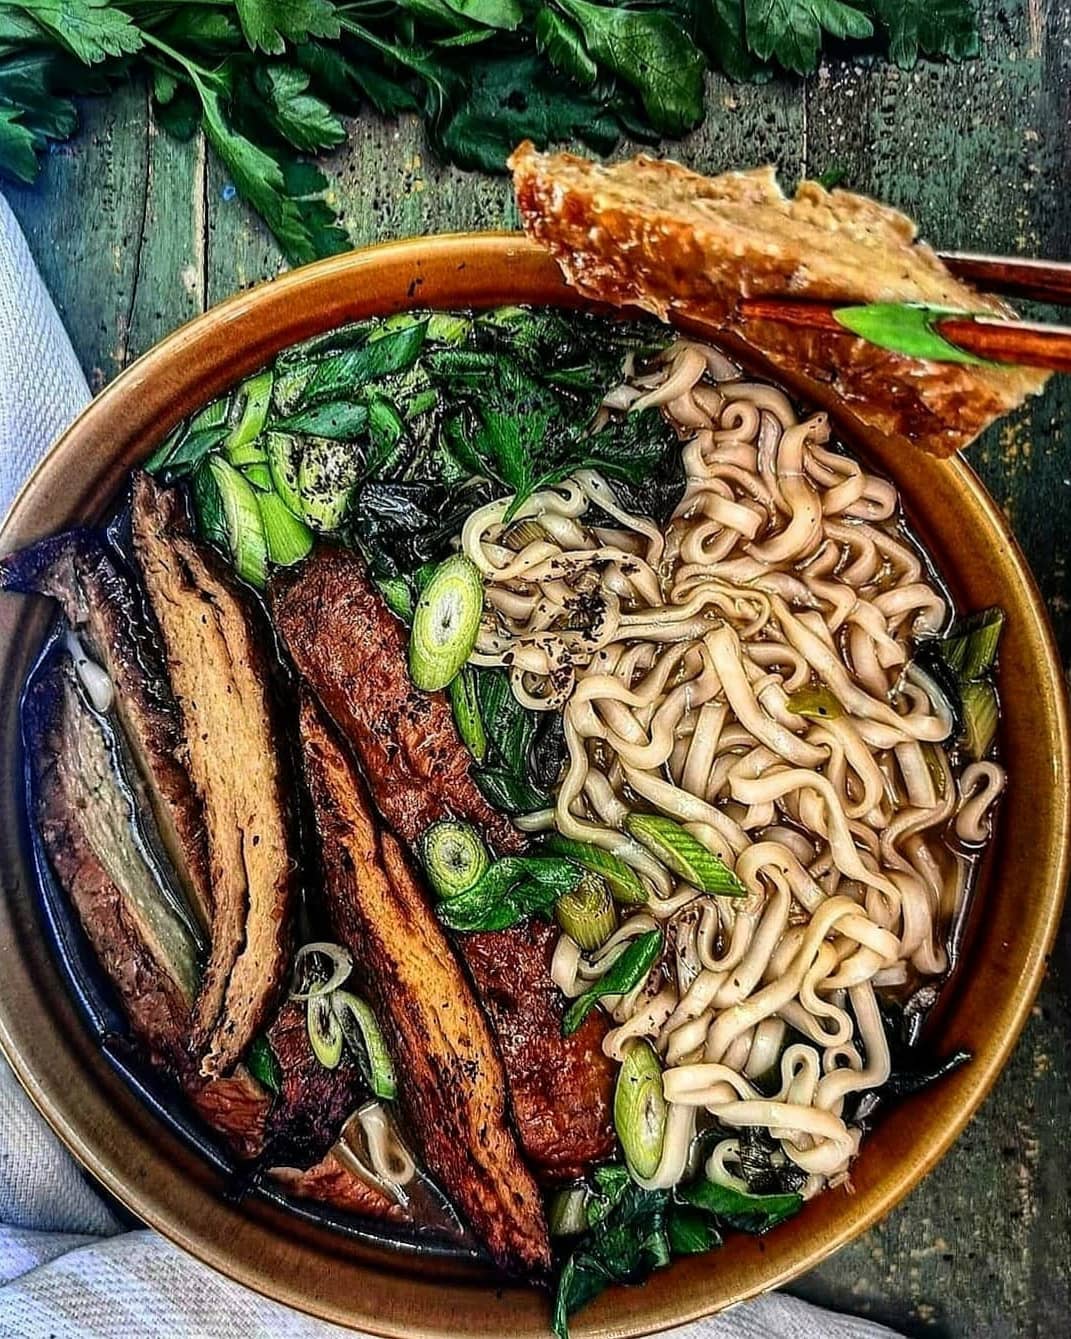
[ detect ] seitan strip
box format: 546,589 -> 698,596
132,472 -> 294,1077
298,691 -> 550,1274
271,545 -> 616,1179
509,144 -> 1050,458
271,544 -> 522,856
1,529 -> 212,930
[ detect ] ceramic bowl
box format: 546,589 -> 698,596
0,235 -> 1067,1337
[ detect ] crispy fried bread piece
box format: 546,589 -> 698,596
298,691 -> 551,1275
132,473 -> 294,1077
509,144 -> 1049,457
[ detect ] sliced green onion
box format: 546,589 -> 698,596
940,607 -> 1005,680
625,815 -> 746,897
377,576 -> 414,623
542,835 -> 648,906
405,387 -> 439,419
307,993 -> 344,1069
426,313 -> 472,344
786,686 -> 843,721
189,396 -> 229,432
409,554 -> 484,692
191,459 -> 228,553
298,437 -> 361,532
921,742 -> 948,800
208,456 -> 268,588
961,680 -> 999,760
289,941 -> 353,1001
257,490 -> 314,566
547,1186 -> 590,1236
225,370 -> 273,456
614,1040 -> 667,1181
265,430 -> 305,517
421,819 -> 490,900
556,872 -> 617,951
562,929 -> 662,1036
239,458 -> 272,485
449,667 -> 487,762
331,990 -> 397,1100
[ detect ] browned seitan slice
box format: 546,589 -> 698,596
27,659 -> 202,1060
270,1152 -> 406,1221
131,472 -> 294,1077
0,530 -> 213,930
271,545 -> 616,1180
271,544 -> 523,857
26,657 -> 272,1158
509,144 -> 1049,458
298,691 -> 551,1275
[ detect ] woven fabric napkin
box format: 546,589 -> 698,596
0,188 -> 900,1339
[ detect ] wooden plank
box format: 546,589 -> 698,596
3,85 -> 148,390
797,5 -> 1071,1333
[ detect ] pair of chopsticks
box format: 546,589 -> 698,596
738,253 -> 1071,373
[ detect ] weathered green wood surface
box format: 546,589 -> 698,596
3,2 -> 1069,1335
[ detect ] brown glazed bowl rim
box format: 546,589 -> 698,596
0,234 -> 1067,1338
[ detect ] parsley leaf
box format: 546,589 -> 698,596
869,0 -> 979,69
234,0 -> 341,56
0,103 -> 36,180
693,0 -> 771,81
195,71 -> 348,265
555,0 -> 706,136
534,8 -> 598,88
16,0 -> 143,65
433,52 -> 619,171
254,64 -> 346,151
744,0 -> 873,74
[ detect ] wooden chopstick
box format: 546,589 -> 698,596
737,297 -> 1071,373
938,252 -> 1071,306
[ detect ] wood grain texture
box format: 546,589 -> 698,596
2,2 -> 1068,1334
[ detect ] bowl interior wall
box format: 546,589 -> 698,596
0,236 -> 1066,1338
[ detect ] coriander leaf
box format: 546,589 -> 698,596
296,40 -> 420,116
744,0 -> 872,74
555,0 -> 705,136
254,64 -> 346,151
150,6 -> 243,48
694,0 -> 770,82
563,929 -> 662,1035
676,1177 -> 802,1233
0,103 -> 36,180
15,0 -> 143,65
153,82 -> 200,140
234,0 -> 340,56
869,0 -> 979,69
534,7 -> 597,87
437,854 -> 582,932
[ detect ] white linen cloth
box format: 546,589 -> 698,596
0,188 -> 901,1339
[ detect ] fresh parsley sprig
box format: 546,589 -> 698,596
0,1 -> 980,265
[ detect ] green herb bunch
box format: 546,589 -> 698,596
0,1 -> 979,265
